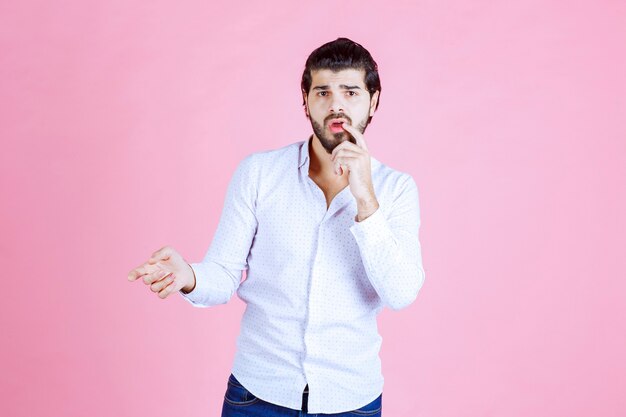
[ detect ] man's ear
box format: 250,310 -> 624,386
369,90 -> 380,117
302,89 -> 310,118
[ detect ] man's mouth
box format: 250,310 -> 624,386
328,119 -> 347,133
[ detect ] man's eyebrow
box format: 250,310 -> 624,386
312,85 -> 363,91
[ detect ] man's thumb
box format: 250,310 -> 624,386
148,246 -> 174,264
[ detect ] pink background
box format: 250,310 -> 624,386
1,1 -> 625,416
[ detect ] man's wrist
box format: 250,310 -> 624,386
356,197 -> 379,222
181,263 -> 197,294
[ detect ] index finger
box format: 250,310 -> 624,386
341,122 -> 368,151
128,262 -> 151,281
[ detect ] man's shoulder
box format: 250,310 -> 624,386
239,140 -> 302,167
372,158 -> 417,191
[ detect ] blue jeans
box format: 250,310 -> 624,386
221,373 -> 382,417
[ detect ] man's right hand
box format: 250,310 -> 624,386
127,246 -> 196,299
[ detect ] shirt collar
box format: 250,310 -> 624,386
298,135 -> 312,170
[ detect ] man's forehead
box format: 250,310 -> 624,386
310,68 -> 366,87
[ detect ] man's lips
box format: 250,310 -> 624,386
327,118 -> 347,133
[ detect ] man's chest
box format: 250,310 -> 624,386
250,176 -> 359,265
240,174 -> 381,313
308,174 -> 350,210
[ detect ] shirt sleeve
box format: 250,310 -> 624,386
179,154 -> 259,308
349,174 -> 425,311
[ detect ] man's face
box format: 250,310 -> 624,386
303,68 -> 379,155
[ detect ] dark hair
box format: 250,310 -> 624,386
301,37 -> 381,124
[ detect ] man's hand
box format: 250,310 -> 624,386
127,246 -> 196,299
331,122 -> 379,221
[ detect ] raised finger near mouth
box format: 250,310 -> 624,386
341,122 -> 367,150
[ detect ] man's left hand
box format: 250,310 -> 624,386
331,122 -> 379,221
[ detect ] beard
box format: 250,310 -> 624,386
310,114 -> 369,154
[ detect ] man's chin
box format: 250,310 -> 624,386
334,132 -> 356,145
315,130 -> 354,154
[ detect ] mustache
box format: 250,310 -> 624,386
325,114 -> 352,124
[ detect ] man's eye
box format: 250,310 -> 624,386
317,91 -> 328,96
347,91 -> 357,96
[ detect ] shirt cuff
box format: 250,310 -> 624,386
178,262 -> 210,307
349,206 -> 389,246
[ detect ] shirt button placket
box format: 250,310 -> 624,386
302,217 -> 325,399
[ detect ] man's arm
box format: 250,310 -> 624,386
349,174 -> 425,311
180,154 -> 259,307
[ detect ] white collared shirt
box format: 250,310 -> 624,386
180,136 -> 425,414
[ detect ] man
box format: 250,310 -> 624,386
128,37 -> 425,416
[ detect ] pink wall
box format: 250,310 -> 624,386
1,1 -> 624,416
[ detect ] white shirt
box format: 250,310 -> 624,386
180,136 -> 425,414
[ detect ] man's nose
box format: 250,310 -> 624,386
329,95 -> 346,113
